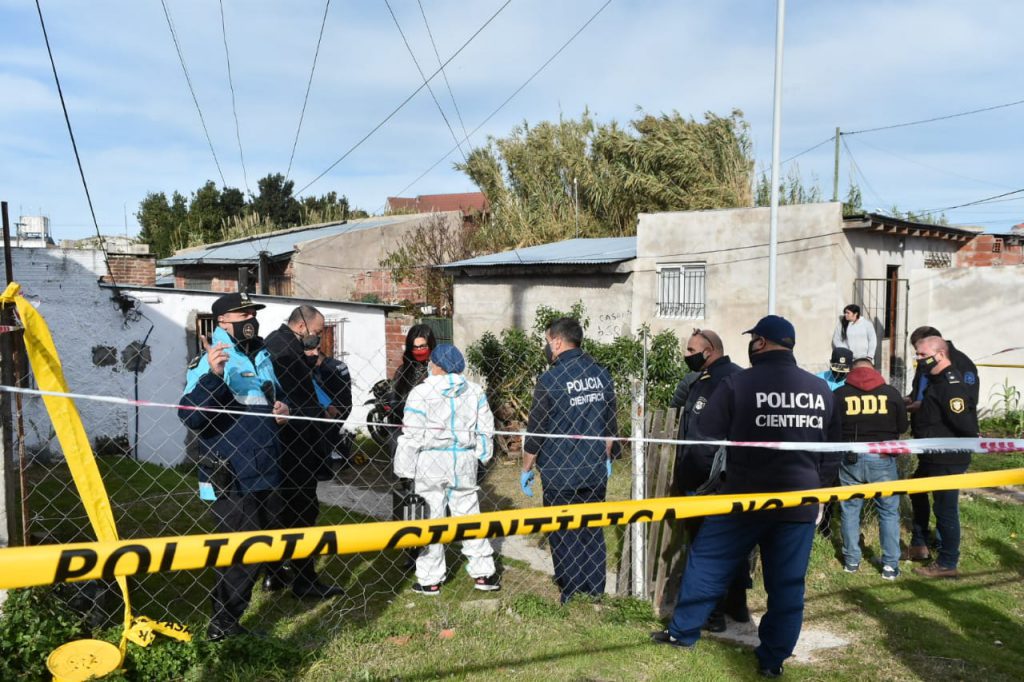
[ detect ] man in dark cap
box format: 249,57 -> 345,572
179,292 -> 289,640
816,347 -> 854,392
263,305 -> 344,599
653,315 -> 841,679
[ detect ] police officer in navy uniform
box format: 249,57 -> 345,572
906,325 -> 978,413
669,328 -> 748,632
908,335 -> 979,578
179,292 -> 290,641
653,315 -> 841,679
521,317 -> 618,604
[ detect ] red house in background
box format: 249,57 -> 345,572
385,192 -> 489,226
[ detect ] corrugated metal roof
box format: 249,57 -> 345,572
442,237 -> 636,269
159,215 -> 412,266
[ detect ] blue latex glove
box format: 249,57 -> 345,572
606,459 -> 613,479
520,470 -> 535,497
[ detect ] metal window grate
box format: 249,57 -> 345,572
656,264 -> 705,319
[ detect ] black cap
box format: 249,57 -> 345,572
211,292 -> 265,318
743,315 -> 796,349
829,347 -> 854,373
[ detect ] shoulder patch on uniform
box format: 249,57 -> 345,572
963,371 -> 977,385
949,397 -> 966,414
188,355 -> 201,370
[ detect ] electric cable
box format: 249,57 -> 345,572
286,0 -> 332,181
159,0 -> 227,187
296,0 -> 512,195
219,0 -> 251,195
418,0 -> 472,149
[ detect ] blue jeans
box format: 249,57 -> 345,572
668,514 -> 815,671
543,485 -> 607,603
839,454 -> 901,569
910,462 -> 968,569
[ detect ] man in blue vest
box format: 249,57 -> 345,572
180,292 -> 289,641
521,317 -> 618,604
652,315 -> 841,678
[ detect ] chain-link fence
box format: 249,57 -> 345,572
10,308 -> 911,637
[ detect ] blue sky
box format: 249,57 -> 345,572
2,0 -> 1022,240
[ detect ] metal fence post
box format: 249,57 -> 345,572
630,328 -> 649,598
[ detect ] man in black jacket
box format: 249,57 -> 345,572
653,315 -> 841,679
834,357 -> 909,579
669,328 -> 747,631
264,305 -> 344,599
906,326 -> 978,413
908,336 -> 979,579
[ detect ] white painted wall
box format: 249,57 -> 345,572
907,265 -> 1024,415
7,247 -> 388,467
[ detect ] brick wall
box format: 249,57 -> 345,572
955,235 -> 1024,267
385,313 -> 416,377
353,269 -> 425,305
101,254 -> 157,287
173,265 -> 240,293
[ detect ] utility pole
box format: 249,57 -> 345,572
1,202 -> 19,548
574,177 -> 579,239
258,251 -> 270,295
767,0 -> 786,314
832,127 -> 841,202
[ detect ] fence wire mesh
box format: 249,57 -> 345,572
12,313 -> 907,635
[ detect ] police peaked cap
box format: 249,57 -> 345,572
743,314 -> 796,349
211,292 -> 266,318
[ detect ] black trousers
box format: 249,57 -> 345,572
209,490 -> 274,628
267,473 -> 321,588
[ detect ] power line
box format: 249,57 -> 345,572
845,135 -> 1013,191
296,0 -> 512,195
842,137 -> 890,210
917,188 -> 1024,216
781,135 -> 834,165
383,0 -> 467,164
386,0 -> 614,203
219,0 -> 250,195
285,0 -> 332,182
33,0 -> 114,283
845,97 -> 1024,136
418,0 -> 472,149
160,0 -> 227,186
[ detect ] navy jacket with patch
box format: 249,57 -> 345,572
525,348 -> 618,492
912,366 -> 978,466
672,355 -> 743,493
698,350 -> 842,523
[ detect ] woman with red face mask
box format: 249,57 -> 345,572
390,324 -> 438,428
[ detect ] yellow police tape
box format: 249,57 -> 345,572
0,284 -> 189,653
0,467 -> 1021,590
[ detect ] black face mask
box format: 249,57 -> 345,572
303,354 -> 319,368
298,333 -> 321,351
684,351 -> 707,372
747,339 -> 761,363
543,343 -> 554,365
229,318 -> 259,345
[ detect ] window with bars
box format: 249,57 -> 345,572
656,263 -> 706,319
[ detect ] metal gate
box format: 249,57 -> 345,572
853,276 -> 909,393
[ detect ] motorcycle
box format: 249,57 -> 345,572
364,379 -> 401,447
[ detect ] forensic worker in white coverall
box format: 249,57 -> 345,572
394,344 -> 500,595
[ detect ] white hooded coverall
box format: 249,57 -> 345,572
394,372 -> 496,586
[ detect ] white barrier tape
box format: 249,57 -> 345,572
1,384 -> 1021,455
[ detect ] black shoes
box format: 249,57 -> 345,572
292,581 -> 345,599
758,663 -> 784,678
262,573 -> 288,592
650,630 -> 695,649
703,610 -> 727,633
207,621 -> 252,642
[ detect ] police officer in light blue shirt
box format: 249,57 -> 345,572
521,317 -> 617,604
180,292 -> 289,641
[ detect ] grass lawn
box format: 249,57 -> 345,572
18,452 -> 1024,680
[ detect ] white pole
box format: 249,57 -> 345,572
767,0 -> 786,314
630,330 -> 649,598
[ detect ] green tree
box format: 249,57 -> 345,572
754,165 -> 824,207
251,173 -> 301,227
137,190 -> 188,258
457,109 -> 754,252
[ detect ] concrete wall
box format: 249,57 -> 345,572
633,203 -> 847,371
291,211 -> 462,302
450,269 -> 635,349
907,265 -> 1024,415
7,246 -> 388,467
